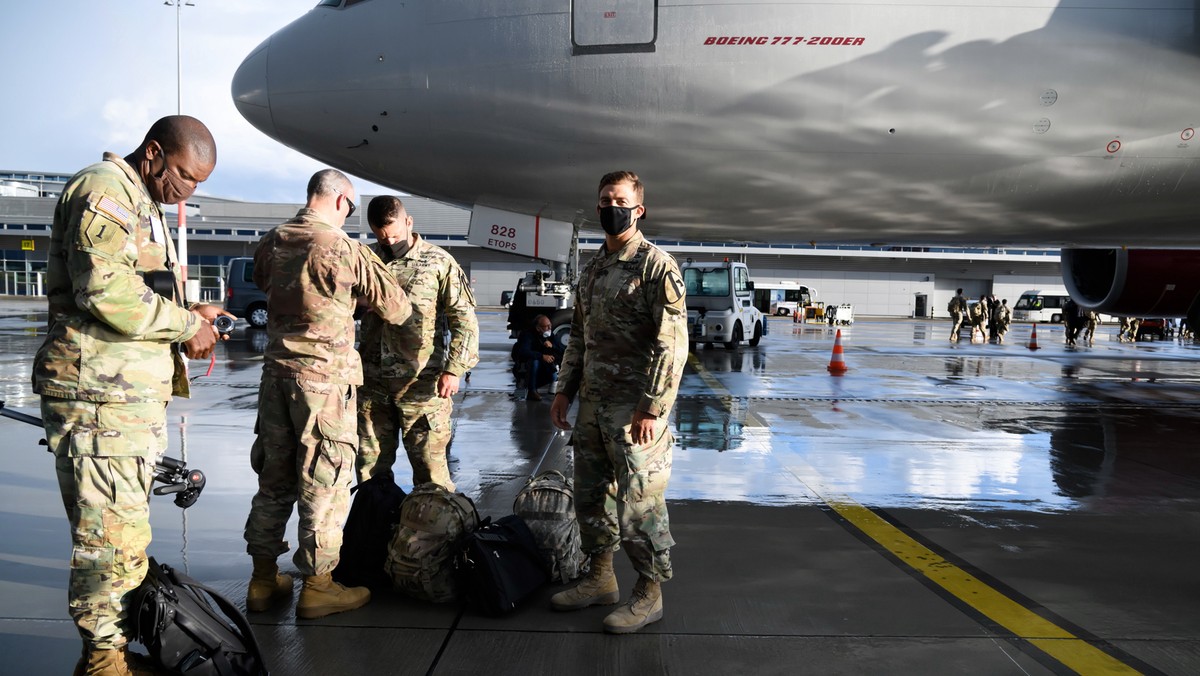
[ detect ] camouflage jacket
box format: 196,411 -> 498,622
255,208 -> 411,384
33,153 -> 201,403
558,230 -> 688,418
359,234 -> 478,396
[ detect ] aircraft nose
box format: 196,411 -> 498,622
231,40 -> 273,136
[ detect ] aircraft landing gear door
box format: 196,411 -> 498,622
572,0 -> 657,55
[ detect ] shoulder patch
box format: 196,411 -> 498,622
664,269 -> 685,305
90,194 -> 135,226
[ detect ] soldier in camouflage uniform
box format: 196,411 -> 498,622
357,196 -> 479,490
243,171 -> 411,620
549,171 -> 688,634
33,116 -> 226,676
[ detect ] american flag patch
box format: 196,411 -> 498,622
93,195 -> 133,224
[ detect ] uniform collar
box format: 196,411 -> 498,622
102,152 -> 157,210
601,229 -> 645,263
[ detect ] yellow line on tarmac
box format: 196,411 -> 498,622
686,353 -> 767,427
785,461 -> 1141,675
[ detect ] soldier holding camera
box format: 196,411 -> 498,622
33,115 -> 231,676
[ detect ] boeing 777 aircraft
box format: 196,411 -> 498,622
232,0 -> 1200,321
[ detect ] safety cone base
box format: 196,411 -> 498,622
827,329 -> 849,375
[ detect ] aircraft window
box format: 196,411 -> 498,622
317,0 -> 341,7
345,0 -> 374,6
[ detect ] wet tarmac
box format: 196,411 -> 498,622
1,300 -> 1198,675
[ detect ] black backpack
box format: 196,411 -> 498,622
131,557 -> 269,676
455,514 -> 549,616
333,473 -> 408,590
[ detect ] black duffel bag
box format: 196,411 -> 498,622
455,514 -> 549,616
130,557 -> 269,675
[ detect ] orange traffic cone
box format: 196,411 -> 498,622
1027,323 -> 1040,351
827,329 -> 849,375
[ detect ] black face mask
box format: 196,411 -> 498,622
599,205 -> 637,236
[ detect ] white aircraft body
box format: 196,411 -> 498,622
232,0 -> 1200,320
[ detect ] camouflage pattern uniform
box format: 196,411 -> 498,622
557,230 -> 688,582
243,208 -> 411,577
33,154 -> 202,650
949,293 -> 967,341
357,234 -> 478,490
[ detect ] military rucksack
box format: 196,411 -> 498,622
385,482 -> 479,603
333,473 -> 407,590
947,297 -> 960,314
512,470 -> 589,584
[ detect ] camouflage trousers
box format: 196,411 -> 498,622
244,375 -> 357,577
950,311 -> 964,339
42,396 -> 165,650
572,399 -> 674,581
357,379 -> 455,490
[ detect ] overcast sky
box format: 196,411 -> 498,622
0,0 -> 392,203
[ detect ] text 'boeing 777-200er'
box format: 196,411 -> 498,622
232,0 -> 1200,323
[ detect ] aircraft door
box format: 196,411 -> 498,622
572,0 -> 657,54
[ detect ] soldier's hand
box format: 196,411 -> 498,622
550,393 -> 572,430
182,313 -> 218,359
630,410 -> 657,445
191,304 -> 236,341
437,373 -> 460,398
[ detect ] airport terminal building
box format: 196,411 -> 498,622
0,169 -> 1066,316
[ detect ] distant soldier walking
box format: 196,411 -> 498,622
550,171 -> 688,634
356,195 -> 479,490
996,299 -> 1012,343
948,288 -> 967,341
34,115 -> 228,675
243,170 -> 411,620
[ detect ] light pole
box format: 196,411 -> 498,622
164,0 -> 194,296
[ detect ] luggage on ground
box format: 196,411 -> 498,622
455,514 -> 549,616
512,470 -> 589,584
386,482 -> 479,602
130,557 -> 269,676
333,473 -> 407,590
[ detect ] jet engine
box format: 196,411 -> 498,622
1061,249 -> 1200,325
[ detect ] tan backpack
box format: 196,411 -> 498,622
386,483 -> 479,603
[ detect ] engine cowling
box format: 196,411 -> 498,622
1061,249 -> 1200,323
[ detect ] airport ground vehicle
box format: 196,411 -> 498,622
1012,290 -> 1071,323
683,260 -> 764,349
504,270 -> 573,349
1136,318 -> 1171,341
224,257 -> 268,328
757,282 -> 817,317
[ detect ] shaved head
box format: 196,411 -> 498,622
142,115 -> 216,166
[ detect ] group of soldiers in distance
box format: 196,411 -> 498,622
948,290 -> 1011,343
951,288 -> 1194,347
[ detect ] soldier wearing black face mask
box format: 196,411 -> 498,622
549,171 -> 688,634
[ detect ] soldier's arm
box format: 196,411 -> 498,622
440,263 -> 479,376
638,259 -> 688,418
353,243 -> 412,325
252,232 -> 273,291
66,188 -> 199,342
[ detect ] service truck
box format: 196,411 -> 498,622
682,259 -> 765,349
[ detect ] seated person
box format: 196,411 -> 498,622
513,314 -> 562,400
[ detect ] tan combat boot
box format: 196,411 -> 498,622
603,576 -> 663,634
296,573 -> 371,619
78,647 -> 162,675
246,557 -> 294,612
550,550 -> 619,611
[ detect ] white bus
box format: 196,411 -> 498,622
1011,289 -> 1115,323
1011,289 -> 1071,323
